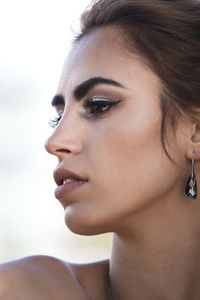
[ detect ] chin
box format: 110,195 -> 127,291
64,205 -> 111,236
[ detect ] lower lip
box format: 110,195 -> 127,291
54,180 -> 88,199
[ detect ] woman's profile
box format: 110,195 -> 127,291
1,0 -> 200,299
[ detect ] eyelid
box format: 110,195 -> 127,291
82,95 -> 121,119
58,110 -> 64,116
83,96 -> 121,109
84,93 -> 120,101
49,95 -> 121,128
55,104 -> 65,114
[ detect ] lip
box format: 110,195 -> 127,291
53,167 -> 89,186
54,180 -> 88,199
53,167 -> 89,199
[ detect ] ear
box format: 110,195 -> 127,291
185,124 -> 200,160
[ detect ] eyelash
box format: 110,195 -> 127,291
49,114 -> 63,128
49,97 -> 121,128
83,97 -> 121,118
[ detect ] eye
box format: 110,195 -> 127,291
83,96 -> 121,118
49,111 -> 64,128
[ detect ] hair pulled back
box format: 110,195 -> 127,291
74,0 -> 200,160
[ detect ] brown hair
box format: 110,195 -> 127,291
74,0 -> 200,161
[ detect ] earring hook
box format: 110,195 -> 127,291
192,151 -> 195,179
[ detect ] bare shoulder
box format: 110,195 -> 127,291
69,259 -> 110,300
0,255 -> 92,300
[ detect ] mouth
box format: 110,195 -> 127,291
53,167 -> 89,199
53,167 -> 89,187
62,177 -> 88,185
54,177 -> 89,200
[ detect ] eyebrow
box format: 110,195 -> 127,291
51,77 -> 124,107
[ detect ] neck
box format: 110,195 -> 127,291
109,195 -> 200,300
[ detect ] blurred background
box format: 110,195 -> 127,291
0,0 -> 112,263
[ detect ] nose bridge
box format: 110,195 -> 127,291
45,108 -> 83,156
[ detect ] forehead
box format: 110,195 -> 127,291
57,27 -> 159,97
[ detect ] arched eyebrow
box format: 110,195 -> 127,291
51,76 -> 124,107
73,77 -> 124,100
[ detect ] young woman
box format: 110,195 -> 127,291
1,0 -> 200,299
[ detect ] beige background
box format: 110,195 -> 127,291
0,0 -> 112,263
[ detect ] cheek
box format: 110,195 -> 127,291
89,110 -> 177,215
92,109 -> 162,177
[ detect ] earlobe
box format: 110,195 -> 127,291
186,124 -> 200,160
186,149 -> 200,160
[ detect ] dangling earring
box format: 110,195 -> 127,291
185,151 -> 197,199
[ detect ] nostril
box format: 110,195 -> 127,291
56,149 -> 71,153
44,135 -> 82,156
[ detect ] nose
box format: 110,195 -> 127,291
44,113 -> 83,158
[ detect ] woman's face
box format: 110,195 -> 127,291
45,27 -> 186,235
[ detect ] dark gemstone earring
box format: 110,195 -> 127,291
185,151 -> 197,199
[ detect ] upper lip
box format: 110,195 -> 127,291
53,167 -> 89,186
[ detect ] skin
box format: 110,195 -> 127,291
45,26 -> 200,299
1,26 -> 200,299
